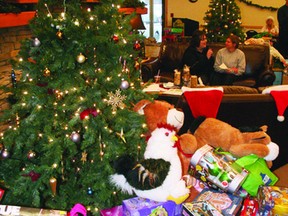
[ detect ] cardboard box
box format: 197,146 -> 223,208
258,186 -> 288,216
0,205 -> 67,216
283,74 -> 288,85
193,188 -> 243,216
122,197 -> 182,216
182,201 -> 223,216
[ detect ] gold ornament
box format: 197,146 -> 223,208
76,53 -> 86,64
106,89 -> 127,112
116,128 -> 126,143
224,24 -> 228,29
49,177 -> 57,196
43,68 -> 51,77
56,30 -> 63,39
81,151 -> 87,164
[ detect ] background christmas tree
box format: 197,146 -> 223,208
0,0 -> 152,214
203,0 -> 245,42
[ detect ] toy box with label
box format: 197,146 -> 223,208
190,144 -> 248,194
0,205 -> 67,216
257,185 -> 288,216
193,188 -> 243,216
182,201 -> 223,216
122,197 -> 182,216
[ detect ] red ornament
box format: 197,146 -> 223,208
133,41 -> 141,51
80,108 -> 98,120
112,35 -> 119,43
22,171 -> 41,182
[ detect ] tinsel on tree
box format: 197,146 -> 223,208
0,0 -> 153,214
203,0 -> 245,42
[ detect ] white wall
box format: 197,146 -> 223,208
165,0 -> 283,31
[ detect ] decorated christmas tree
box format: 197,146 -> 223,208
0,0 -> 152,214
203,0 -> 245,42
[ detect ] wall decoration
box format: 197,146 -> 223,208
238,0 -> 278,11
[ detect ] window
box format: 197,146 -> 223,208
142,0 -> 163,42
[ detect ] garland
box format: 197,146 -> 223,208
238,0 -> 278,12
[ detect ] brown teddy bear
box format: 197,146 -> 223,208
189,117 -> 279,168
133,99 -> 198,175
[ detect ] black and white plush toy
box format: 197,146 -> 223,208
109,123 -> 190,204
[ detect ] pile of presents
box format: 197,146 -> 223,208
101,144 -> 288,216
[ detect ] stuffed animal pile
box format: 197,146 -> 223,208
110,99 -> 279,204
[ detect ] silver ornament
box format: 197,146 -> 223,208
32,38 -> 41,47
76,53 -> 86,64
70,132 -> 81,143
27,150 -> 36,159
120,80 -> 129,90
2,149 -> 9,158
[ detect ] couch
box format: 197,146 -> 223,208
141,41 -> 275,87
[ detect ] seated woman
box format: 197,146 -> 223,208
181,30 -> 214,85
211,35 -> 246,86
261,16 -> 279,37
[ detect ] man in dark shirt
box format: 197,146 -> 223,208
277,0 -> 288,58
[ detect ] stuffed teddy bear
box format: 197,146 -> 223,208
189,117 -> 279,168
133,99 -> 198,175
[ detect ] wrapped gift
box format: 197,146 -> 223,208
234,154 -> 278,196
122,196 -> 182,216
258,186 -> 288,216
100,205 -> 123,216
0,205 -> 67,216
190,144 -> 248,194
193,188 -> 243,216
0,188 -> 5,201
182,201 -> 223,216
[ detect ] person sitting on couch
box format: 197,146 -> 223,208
211,34 -> 246,85
181,30 -> 215,85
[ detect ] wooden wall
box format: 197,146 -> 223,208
165,0 -> 282,32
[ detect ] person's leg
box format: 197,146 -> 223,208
210,72 -> 224,86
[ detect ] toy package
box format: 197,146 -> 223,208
100,205 -> 123,216
190,144 -> 248,194
239,196 -> 259,216
257,186 -> 288,216
193,188 -> 243,216
182,201 -> 223,216
122,197 -> 182,216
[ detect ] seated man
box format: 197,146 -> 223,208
211,35 -> 246,86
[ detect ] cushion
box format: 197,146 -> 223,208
222,86 -> 259,94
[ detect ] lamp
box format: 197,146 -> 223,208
130,14 -> 146,30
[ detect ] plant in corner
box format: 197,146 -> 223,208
121,0 -> 146,8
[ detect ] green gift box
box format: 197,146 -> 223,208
234,154 -> 278,196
